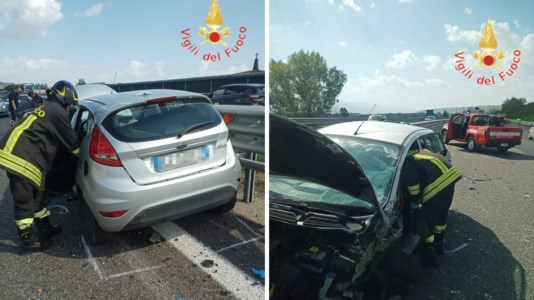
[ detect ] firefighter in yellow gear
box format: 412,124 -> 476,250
0,80 -> 80,254
402,146 -> 462,267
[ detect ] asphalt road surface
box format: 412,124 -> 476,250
408,128 -> 534,299
0,116 -> 265,299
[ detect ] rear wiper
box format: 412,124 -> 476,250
177,121 -> 214,138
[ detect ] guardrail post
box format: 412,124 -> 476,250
243,152 -> 257,203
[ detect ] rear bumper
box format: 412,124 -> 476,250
485,140 -> 522,147
123,186 -> 237,231
77,152 -> 241,232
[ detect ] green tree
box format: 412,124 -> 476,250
77,78 -> 86,85
3,84 -> 21,92
340,107 -> 349,117
501,97 -> 527,118
270,50 -> 347,117
442,110 -> 449,118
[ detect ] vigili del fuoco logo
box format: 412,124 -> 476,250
179,0 -> 247,62
454,19 -> 522,85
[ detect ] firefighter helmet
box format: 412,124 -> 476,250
47,80 -> 78,108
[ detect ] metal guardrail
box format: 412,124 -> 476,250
215,105 -> 265,203
410,119 -> 448,132
292,117 -> 448,133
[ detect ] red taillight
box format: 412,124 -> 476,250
99,210 -> 128,218
246,94 -> 259,101
89,125 -> 122,167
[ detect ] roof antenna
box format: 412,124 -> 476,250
354,104 -> 376,135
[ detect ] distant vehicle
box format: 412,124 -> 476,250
368,114 -> 387,121
211,83 -> 265,105
424,115 -> 436,121
0,98 -> 9,117
442,113 -> 523,153
529,127 -> 533,140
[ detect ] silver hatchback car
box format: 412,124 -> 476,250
69,89 -> 241,244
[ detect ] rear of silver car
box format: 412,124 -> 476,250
74,91 -> 241,235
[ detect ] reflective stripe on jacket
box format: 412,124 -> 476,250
0,101 -> 79,190
403,150 -> 462,204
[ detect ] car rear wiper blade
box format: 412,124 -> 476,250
177,121 -> 214,138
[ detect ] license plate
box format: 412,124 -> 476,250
152,145 -> 213,172
500,143 -> 508,147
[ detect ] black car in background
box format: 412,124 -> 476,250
211,83 -> 265,106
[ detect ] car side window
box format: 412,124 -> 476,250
452,115 -> 462,125
72,107 -> 95,138
418,134 -> 446,154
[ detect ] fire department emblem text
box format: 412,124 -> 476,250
179,0 -> 247,62
453,19 -> 522,85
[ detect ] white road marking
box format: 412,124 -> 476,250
81,235 -> 104,281
216,236 -> 264,253
48,205 -> 69,215
152,222 -> 264,300
444,243 -> 468,254
235,216 -> 262,238
106,265 -> 165,280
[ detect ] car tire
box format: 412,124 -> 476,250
529,133 -> 532,140
467,136 -> 476,152
81,196 -> 112,245
210,197 -> 237,215
441,130 -> 450,144
497,146 -> 508,153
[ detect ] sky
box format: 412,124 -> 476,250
0,0 -> 265,86
270,0 -> 534,113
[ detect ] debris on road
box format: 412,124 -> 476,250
201,259 -> 215,268
149,232 -> 162,244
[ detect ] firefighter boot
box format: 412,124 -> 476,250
35,216 -> 62,240
17,224 -> 52,254
419,244 -> 439,268
434,233 -> 445,256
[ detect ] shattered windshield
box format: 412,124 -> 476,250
270,175 -> 375,215
325,135 -> 400,205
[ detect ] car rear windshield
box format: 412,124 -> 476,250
102,99 -> 222,142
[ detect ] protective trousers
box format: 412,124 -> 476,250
8,173 -> 50,229
419,185 -> 455,244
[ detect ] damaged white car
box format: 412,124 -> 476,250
270,116 -> 450,299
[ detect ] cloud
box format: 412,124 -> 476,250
0,56 -> 76,84
443,24 -> 478,43
426,78 -> 452,87
399,0 -> 413,3
386,50 -> 418,68
358,70 -> 422,89
75,3 -> 105,17
338,0 -> 362,12
464,7 -> 472,15
327,0 -> 335,4
513,20 -> 520,29
423,55 -> 441,70
0,0 -> 63,39
385,50 -> 443,71
340,41 -> 347,46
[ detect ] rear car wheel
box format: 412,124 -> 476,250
441,130 -> 450,144
467,136 -> 476,152
81,196 -> 112,245
210,196 -> 237,214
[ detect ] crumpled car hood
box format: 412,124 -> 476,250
270,114 -> 379,208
